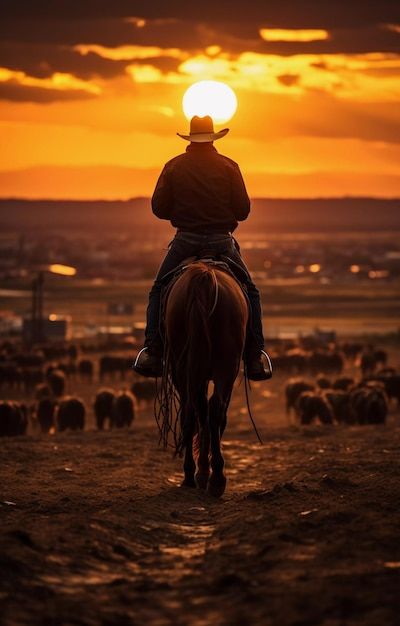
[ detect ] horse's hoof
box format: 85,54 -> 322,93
181,477 -> 196,488
195,471 -> 209,490
207,473 -> 226,498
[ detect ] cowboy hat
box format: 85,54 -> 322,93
177,115 -> 229,142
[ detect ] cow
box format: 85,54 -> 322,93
0,401 -> 28,436
36,397 -> 57,433
131,380 -> 157,406
285,379 -> 314,415
111,391 -> 135,428
94,389 -> 115,430
56,397 -> 86,431
295,391 -> 334,425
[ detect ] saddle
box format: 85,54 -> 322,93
159,253 -> 248,290
158,253 -> 251,349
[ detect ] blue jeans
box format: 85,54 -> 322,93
145,231 -> 265,357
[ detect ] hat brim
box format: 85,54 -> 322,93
177,128 -> 229,142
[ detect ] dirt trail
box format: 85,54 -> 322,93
1,424 -> 400,626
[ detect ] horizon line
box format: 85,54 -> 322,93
0,195 -> 399,203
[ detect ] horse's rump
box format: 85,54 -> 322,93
165,262 -> 248,381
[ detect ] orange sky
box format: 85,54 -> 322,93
0,4 -> 399,198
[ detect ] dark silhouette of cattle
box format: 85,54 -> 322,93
324,391 -> 351,424
78,359 -> 94,382
349,383 -> 388,424
99,356 -> 129,382
0,363 -> 23,390
46,369 -> 66,397
94,389 -> 115,430
34,382 -> 52,400
360,348 -> 388,377
363,374 -> 400,408
341,342 -> 363,361
285,379 -> 314,414
316,375 -> 331,389
332,376 -> 355,391
67,344 -> 79,360
131,380 -> 157,405
36,397 -> 57,433
296,392 -> 334,425
111,391 -> 135,428
0,401 -> 28,436
57,397 -> 86,431
14,353 -> 45,368
309,350 -> 344,376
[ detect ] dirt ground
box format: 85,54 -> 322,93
1,419 -> 400,626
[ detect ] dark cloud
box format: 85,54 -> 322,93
2,1 -> 400,29
0,81 -> 97,102
0,17 -> 203,48
0,43 -> 127,79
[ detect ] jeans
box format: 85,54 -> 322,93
145,231 -> 265,357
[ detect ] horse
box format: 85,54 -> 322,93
157,261 -> 248,498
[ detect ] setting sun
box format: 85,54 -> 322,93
182,80 -> 237,123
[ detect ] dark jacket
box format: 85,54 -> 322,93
151,142 -> 250,233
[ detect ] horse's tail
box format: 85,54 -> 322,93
177,267 -> 214,454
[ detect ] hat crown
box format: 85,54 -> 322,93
190,115 -> 214,135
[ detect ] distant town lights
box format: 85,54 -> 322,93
48,264 -> 77,276
350,264 -> 360,273
309,264 -> 321,273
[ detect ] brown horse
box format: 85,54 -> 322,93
159,261 -> 248,497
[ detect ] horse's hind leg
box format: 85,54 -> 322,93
181,403 -> 196,488
207,392 -> 227,498
195,385 -> 210,490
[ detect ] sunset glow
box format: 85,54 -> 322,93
0,4 -> 398,199
182,81 -> 237,123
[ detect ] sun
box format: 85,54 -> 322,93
182,80 -> 237,124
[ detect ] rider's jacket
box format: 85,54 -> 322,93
151,142 -> 250,233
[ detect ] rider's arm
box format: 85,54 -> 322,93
151,164 -> 173,220
230,163 -> 250,221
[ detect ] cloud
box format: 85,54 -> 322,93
0,67 -> 100,102
74,43 -> 186,61
0,42 -> 128,80
260,29 -> 330,42
119,49 -> 400,104
0,83 -> 97,103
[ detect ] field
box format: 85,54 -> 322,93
1,333 -> 400,625
1,424 -> 400,626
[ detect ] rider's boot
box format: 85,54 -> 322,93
245,349 -> 273,381
132,341 -> 163,378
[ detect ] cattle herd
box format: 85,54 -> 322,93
0,340 -> 157,437
277,339 -> 400,426
0,337 -> 399,436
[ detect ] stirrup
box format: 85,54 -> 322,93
261,350 -> 273,379
133,346 -> 148,368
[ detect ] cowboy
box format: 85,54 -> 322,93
133,115 -> 271,380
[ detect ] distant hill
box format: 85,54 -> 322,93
0,197 -> 399,234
